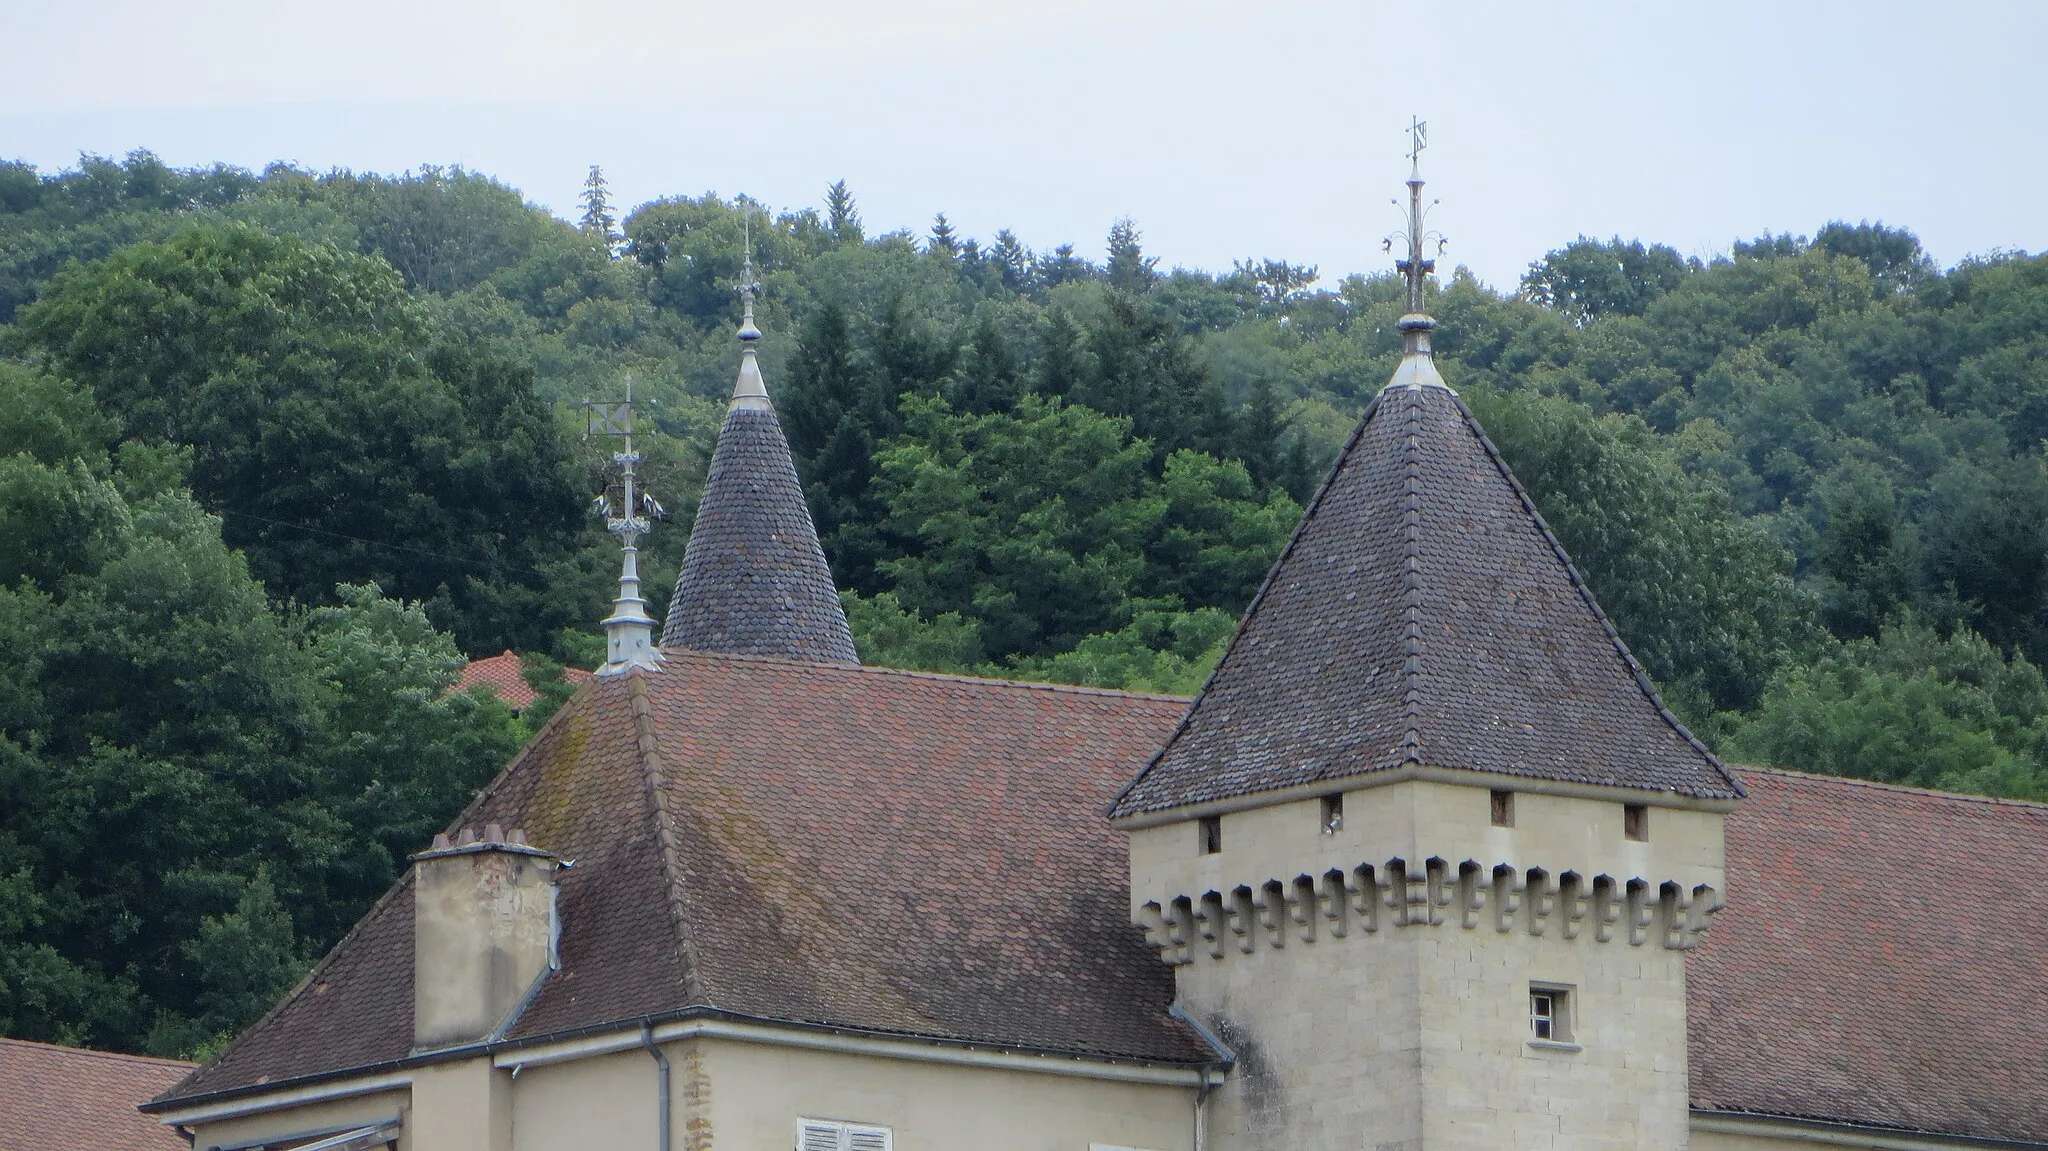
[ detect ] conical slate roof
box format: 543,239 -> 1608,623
661,285 -> 859,664
1109,337 -> 1739,818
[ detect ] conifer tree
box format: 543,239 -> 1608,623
928,213 -> 959,258
1035,307 -> 1086,397
579,164 -> 620,257
1234,377 -> 1291,490
991,229 -> 1032,291
1037,243 -> 1088,288
1106,216 -> 1156,293
825,179 -> 863,244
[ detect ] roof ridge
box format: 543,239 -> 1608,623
1448,394 -> 1742,798
0,1036 -> 192,1068
627,668 -> 710,1003
1735,764 -> 2048,810
1107,391 -> 1392,815
661,647 -> 1196,704
1396,387 -> 1426,767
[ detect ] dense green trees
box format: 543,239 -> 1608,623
0,368 -> 526,1055
5,151 -> 2048,1062
10,223 -> 590,654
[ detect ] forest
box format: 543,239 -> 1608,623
2,150 -> 2046,1058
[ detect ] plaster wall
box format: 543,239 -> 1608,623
411,1058 -> 512,1151
184,1088 -> 411,1151
1130,779 -> 1723,1151
683,1036 -> 1192,1151
508,1048 -> 658,1151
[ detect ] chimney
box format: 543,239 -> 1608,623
411,824 -> 559,1050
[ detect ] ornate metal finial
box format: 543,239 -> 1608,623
585,373 -> 666,674
1383,116 -> 1447,317
1379,119 -> 1452,392
729,203 -> 772,411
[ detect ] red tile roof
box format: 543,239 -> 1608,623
157,654 -> 1207,1107
151,661 -> 2048,1144
1692,768 -> 2048,1143
0,1038 -> 189,1151
453,650 -> 592,712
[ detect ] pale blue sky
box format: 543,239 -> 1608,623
3,0 -> 2042,292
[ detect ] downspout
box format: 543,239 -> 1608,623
1169,1003 -> 1237,1151
640,1025 -> 671,1151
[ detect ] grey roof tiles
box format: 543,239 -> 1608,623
1110,380 -> 1740,818
661,405 -> 859,665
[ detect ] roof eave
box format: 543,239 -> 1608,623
1111,761 -> 1744,829
144,1005 -> 1216,1120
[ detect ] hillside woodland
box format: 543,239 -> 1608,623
3,151 -> 2046,1056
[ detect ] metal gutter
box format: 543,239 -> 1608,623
148,1006 -> 1214,1124
1691,1110 -> 2048,1151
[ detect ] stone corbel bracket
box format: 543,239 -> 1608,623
1136,857 -> 1722,966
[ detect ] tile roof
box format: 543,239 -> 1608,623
0,1038 -> 190,1151
1110,382 -> 1739,817
661,407 -> 859,665
453,650 -> 592,712
1690,767 -> 2048,1144
150,658 -> 2048,1145
155,655 -> 1206,1108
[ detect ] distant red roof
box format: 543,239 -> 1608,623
0,1037 -> 189,1151
1693,768 -> 2048,1143
454,650 -> 593,712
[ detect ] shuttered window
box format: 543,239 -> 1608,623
796,1119 -> 893,1151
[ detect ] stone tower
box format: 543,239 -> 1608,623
662,243 -> 860,664
1108,145 -> 1738,1151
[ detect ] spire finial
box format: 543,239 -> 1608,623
1380,119 -> 1452,392
1386,116 -> 1446,316
730,202 -> 772,411
586,373 -> 666,675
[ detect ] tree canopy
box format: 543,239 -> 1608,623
4,152 -> 2048,1061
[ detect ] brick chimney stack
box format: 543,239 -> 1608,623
410,824 -> 559,1050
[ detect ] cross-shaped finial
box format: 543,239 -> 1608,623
735,202 -> 763,342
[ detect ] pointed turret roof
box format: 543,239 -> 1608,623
662,252 -> 859,664
1109,144 -> 1737,819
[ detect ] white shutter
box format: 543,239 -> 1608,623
798,1120 -> 844,1151
846,1125 -> 893,1151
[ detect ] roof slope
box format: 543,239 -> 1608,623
1691,768 -> 2048,1143
662,406 -> 858,664
454,650 -> 592,711
0,1038 -> 189,1150
1111,382 -> 1738,817
157,655 -> 1203,1107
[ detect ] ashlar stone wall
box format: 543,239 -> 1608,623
1127,778 -> 1728,1151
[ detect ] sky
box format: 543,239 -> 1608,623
2,0 -> 2043,293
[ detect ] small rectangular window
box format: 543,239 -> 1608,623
798,1120 -> 893,1151
1490,789 -> 1514,827
1530,984 -> 1574,1045
1624,803 -> 1649,841
1320,793 -> 1344,834
1198,815 -> 1222,855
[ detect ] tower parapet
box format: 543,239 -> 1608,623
1111,129 -> 1735,1150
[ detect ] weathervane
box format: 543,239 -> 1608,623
585,373 -> 666,674
1383,116 -> 1448,316
728,202 -> 774,412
